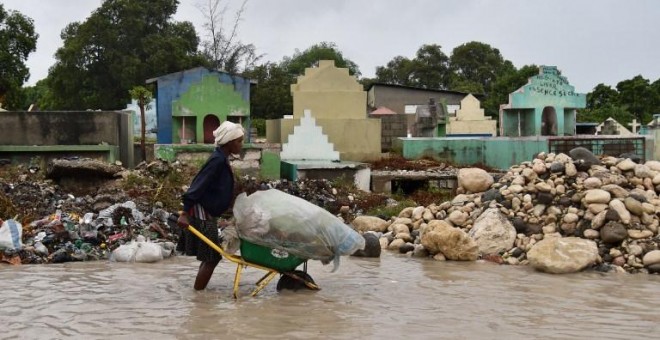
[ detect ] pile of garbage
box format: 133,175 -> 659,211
1,158 -> 388,265
0,200 -> 177,265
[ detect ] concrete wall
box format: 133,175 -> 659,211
399,137 -> 548,170
373,114 -> 409,151
367,84 -> 469,114
446,120 -> 497,136
279,118 -> 382,162
133,143 -> 155,164
0,111 -> 131,166
0,111 -> 121,145
398,135 -> 656,170
280,161 -> 371,191
651,132 -> 660,160
265,119 -> 282,143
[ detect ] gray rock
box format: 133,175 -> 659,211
527,223 -> 543,235
550,162 -> 565,173
412,244 -> 429,258
558,196 -> 572,207
619,152 -> 641,163
399,243 -> 415,254
536,192 -> 554,205
647,264 -> 660,274
593,263 -> 615,273
629,193 -> 648,203
482,188 -> 503,203
511,247 -> 524,257
352,232 -> 382,258
624,197 -> 644,216
468,208 -> 516,256
605,209 -> 620,222
600,221 -> 628,244
569,147 -> 600,170
512,217 -> 527,234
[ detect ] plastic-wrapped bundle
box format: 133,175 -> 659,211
233,189 -> 364,271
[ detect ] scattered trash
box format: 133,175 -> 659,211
0,158 -> 387,265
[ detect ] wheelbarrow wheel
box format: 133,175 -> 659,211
277,270 -> 316,291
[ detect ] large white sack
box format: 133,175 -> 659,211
233,189 -> 365,271
0,219 -> 23,251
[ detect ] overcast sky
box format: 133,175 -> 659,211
4,0 -> 660,92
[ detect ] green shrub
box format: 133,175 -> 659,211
251,118 -> 266,137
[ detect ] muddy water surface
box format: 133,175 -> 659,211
2,253 -> 659,339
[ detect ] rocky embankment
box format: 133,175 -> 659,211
352,148 -> 660,274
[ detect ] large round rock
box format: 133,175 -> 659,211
458,168 -> 494,193
527,237 -> 599,274
351,216 -> 389,233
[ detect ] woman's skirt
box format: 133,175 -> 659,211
176,216 -> 221,263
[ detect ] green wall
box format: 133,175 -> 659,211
260,151 -> 281,179
171,75 -> 250,143
400,137 -> 547,170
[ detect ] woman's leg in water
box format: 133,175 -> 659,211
194,259 -> 220,290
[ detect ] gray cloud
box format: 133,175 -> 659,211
4,0 -> 660,92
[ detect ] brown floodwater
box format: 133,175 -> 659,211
2,252 -> 659,339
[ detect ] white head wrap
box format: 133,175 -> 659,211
213,121 -> 245,146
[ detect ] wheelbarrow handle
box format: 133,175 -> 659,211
168,212 -> 231,257
185,224 -> 229,257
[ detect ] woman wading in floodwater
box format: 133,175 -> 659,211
176,121 -> 244,290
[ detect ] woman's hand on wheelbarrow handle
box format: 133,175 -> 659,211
168,211 -> 190,229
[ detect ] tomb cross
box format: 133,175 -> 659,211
629,119 -> 640,134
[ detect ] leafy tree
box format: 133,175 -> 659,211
651,78 -> 660,116
14,79 -> 52,110
243,62 -> 293,119
374,44 -> 450,89
374,55 -> 415,86
281,42 -> 360,77
410,44 -> 450,90
47,0 -> 204,110
448,78 -> 484,94
0,4 -> 38,109
616,75 -> 656,123
129,86 -> 153,162
482,64 -> 538,117
448,41 -> 515,94
197,0 -> 261,74
587,83 -> 619,109
577,103 -> 633,126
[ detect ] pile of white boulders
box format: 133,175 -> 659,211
351,148 -> 660,274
